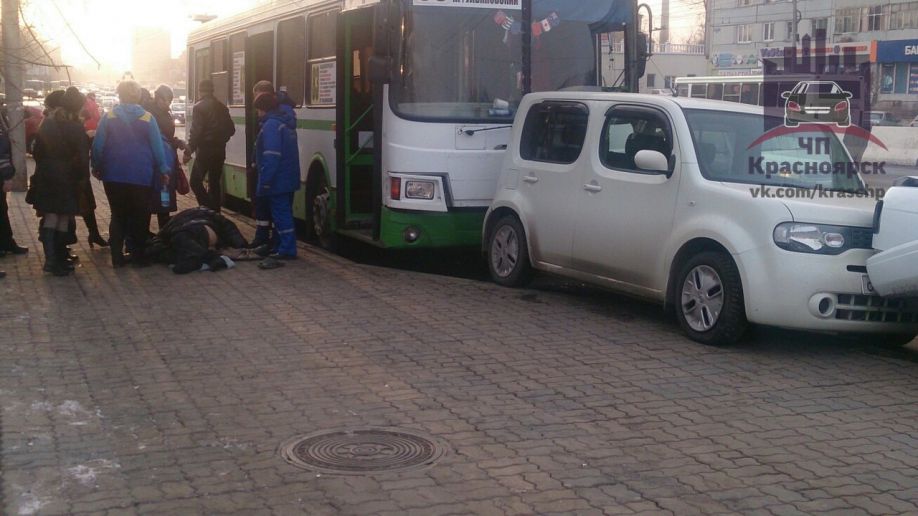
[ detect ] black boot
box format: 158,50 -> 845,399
1,239 -> 28,255
84,212 -> 109,248
39,228 -> 70,276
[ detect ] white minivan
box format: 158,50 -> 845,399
483,92 -> 918,346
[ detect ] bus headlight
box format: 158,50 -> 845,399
405,180 -> 435,200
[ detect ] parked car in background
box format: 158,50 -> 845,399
908,115 -> 918,127
484,92 -> 918,346
171,102 -> 186,125
868,111 -> 900,126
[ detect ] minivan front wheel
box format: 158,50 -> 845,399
675,252 -> 748,346
487,215 -> 532,287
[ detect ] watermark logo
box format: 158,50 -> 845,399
749,36 -> 887,181
781,81 -> 851,129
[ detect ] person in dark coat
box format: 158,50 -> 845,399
252,92 -> 300,269
91,80 -> 169,268
0,101 -> 29,261
27,87 -> 88,276
183,79 -> 234,212
145,207 -> 247,274
144,84 -> 184,228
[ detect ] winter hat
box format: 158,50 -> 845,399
253,92 -> 278,112
198,79 -> 215,94
62,87 -> 85,114
44,90 -> 65,109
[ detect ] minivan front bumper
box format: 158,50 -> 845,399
738,247 -> 918,333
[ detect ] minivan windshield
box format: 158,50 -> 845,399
683,109 -> 866,192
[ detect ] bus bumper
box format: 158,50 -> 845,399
378,207 -> 486,249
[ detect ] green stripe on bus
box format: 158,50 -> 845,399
230,116 -> 334,131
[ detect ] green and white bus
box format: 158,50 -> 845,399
187,0 -> 644,249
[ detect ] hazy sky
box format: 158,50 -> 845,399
22,0 -> 702,72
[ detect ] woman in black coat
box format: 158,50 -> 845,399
27,88 -> 88,276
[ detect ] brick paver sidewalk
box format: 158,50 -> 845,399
1,181 -> 917,515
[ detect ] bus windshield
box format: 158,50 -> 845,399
392,1 -> 610,123
684,109 -> 865,192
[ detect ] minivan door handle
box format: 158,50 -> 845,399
583,183 -> 603,193
522,175 -> 539,184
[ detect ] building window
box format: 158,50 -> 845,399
785,21 -> 793,40
868,6 -> 885,31
740,0 -> 753,6
811,18 -> 828,39
763,22 -> 775,41
888,3 -> 918,30
896,63 -> 909,94
835,8 -> 862,33
737,24 -> 753,43
277,17 -> 306,106
646,73 -> 656,88
664,75 -> 674,89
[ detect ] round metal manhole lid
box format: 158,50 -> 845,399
279,427 -> 447,475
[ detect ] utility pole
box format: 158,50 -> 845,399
791,0 -> 798,49
2,0 -> 27,191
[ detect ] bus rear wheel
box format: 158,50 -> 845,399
306,173 -> 334,251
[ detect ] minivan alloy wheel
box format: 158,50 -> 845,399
681,265 -> 725,332
490,225 -> 520,278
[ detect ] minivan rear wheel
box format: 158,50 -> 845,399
487,215 -> 532,287
675,251 -> 748,346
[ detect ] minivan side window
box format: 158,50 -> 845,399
519,102 -> 589,165
600,108 -> 672,173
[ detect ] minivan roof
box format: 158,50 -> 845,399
524,91 -> 764,115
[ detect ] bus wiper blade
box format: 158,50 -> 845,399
461,125 -> 513,136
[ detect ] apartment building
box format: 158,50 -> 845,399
710,0 -> 918,112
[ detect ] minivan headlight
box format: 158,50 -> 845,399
773,222 -> 868,255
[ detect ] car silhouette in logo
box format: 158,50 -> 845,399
780,81 -> 852,128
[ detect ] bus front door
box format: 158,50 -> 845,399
245,31 -> 274,203
336,7 -> 379,239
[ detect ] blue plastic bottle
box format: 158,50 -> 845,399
160,182 -> 170,208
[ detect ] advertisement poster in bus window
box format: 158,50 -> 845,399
412,0 -> 521,9
232,51 -> 245,105
311,61 -> 336,105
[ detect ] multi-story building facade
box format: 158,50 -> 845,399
710,0 -> 918,114
605,39 -> 709,93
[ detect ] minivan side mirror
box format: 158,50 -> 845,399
780,91 -> 791,99
845,91 -> 853,98
634,150 -> 670,175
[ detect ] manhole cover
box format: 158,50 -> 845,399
279,427 -> 447,475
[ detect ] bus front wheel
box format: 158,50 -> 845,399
306,173 -> 335,251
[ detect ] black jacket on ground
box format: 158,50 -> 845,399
28,111 -> 88,215
187,95 -> 233,155
146,207 -> 247,274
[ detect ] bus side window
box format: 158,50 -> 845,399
690,84 -> 706,98
706,83 -> 723,101
676,84 -> 689,97
723,83 -> 740,102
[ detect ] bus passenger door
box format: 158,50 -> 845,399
245,31 -> 274,202
336,7 -> 379,237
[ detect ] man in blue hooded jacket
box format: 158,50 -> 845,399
92,80 -> 170,267
253,91 -> 300,268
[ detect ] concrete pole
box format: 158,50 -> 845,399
660,0 -> 670,47
791,0 -> 798,48
2,0 -> 27,191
